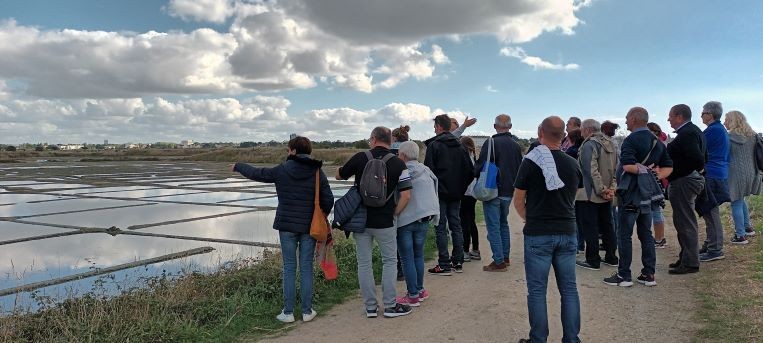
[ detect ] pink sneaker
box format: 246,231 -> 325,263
418,289 -> 430,301
396,295 -> 420,307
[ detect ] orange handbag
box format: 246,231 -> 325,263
310,170 -> 330,241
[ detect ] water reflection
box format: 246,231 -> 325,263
0,198 -> 145,218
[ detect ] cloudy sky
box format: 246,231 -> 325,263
0,0 -> 761,144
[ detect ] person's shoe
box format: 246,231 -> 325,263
302,309 -> 318,322
731,235 -> 749,245
518,339 -> 532,343
504,258 -> 511,266
418,289 -> 430,301
482,261 -> 508,272
655,238 -> 668,249
469,250 -> 482,260
745,227 -> 756,237
276,311 -> 295,323
636,273 -> 657,287
669,260 -> 682,269
366,308 -> 378,318
576,260 -> 600,270
699,243 -> 708,255
452,263 -> 463,273
603,272 -> 633,287
602,257 -> 619,267
428,265 -> 452,276
383,303 -> 412,318
462,253 -> 471,262
395,295 -> 421,307
700,251 -> 726,262
669,265 -> 699,275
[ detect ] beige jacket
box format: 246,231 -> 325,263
576,133 -> 618,203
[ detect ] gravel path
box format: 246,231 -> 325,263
259,205 -> 700,342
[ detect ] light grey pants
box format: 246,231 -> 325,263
703,207 -> 725,253
354,227 -> 398,310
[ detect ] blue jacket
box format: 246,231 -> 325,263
703,121 -> 730,179
234,155 -> 334,234
331,186 -> 367,235
616,165 -> 665,213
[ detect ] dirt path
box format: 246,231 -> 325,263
259,206 -> 701,342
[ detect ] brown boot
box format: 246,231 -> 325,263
504,258 -> 511,266
482,261 -> 507,272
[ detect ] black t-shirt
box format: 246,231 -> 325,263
514,150 -> 582,236
338,147 -> 412,228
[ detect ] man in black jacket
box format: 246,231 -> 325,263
666,104 -> 707,274
424,114 -> 474,275
474,114 -> 523,271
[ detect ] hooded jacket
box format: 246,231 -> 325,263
424,132 -> 474,200
397,161 -> 440,227
234,154 -> 334,234
576,132 -> 618,203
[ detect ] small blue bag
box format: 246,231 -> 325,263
472,137 -> 499,201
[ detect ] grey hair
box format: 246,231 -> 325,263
627,107 -> 649,123
371,126 -> 392,144
398,141 -> 419,161
581,119 -> 601,132
703,101 -> 723,120
494,114 -> 512,129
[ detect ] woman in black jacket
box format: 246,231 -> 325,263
232,136 -> 334,323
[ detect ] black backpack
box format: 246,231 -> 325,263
359,151 -> 395,207
755,134 -> 763,172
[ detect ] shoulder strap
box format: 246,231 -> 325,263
364,150 -> 373,161
314,170 -> 320,206
381,153 -> 395,163
641,138 -> 658,165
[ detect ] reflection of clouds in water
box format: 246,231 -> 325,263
14,184 -> 93,190
94,189 -> 206,198
139,210 -> 278,243
148,192 -> 273,203
0,222 -> 71,241
0,193 -> 72,203
0,198 -> 145,217
0,230 -> 270,289
54,186 -> 161,195
30,203 -> 248,228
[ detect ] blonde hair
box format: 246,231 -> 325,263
725,111 -> 756,137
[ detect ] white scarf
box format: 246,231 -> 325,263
525,145 -> 565,191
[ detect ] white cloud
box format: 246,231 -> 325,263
166,0 -> 236,23
0,80 -> 10,100
485,85 -> 499,93
500,46 -> 579,71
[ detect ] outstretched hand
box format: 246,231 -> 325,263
463,116 -> 477,127
228,164 -> 236,172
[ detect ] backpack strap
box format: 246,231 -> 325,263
364,150 -> 374,161
380,153 -> 396,202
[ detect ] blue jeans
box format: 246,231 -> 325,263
483,196 -> 511,264
524,234 -> 581,343
279,231 -> 316,315
436,198 -> 464,268
731,199 -> 752,237
397,220 -> 429,297
616,207 -> 656,279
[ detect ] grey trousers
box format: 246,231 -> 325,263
668,172 -> 704,268
354,227 -> 398,310
703,207 -> 725,253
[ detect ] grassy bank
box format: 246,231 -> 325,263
0,228 -> 438,342
694,195 -> 763,342
184,148 -> 362,165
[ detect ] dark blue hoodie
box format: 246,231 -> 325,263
234,154 -> 334,234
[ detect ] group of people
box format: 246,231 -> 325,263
231,101 -> 761,343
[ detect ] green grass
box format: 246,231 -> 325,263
0,229 -> 438,342
693,195 -> 763,342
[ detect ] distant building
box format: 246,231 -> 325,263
59,144 -> 84,150
289,133 -> 298,140
104,139 -> 109,145
180,139 -> 194,148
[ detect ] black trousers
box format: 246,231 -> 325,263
575,201 -> 617,267
461,195 -> 479,252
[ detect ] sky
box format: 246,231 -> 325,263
0,0 -> 761,144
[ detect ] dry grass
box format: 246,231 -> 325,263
693,195 -> 763,342
185,148 -> 361,165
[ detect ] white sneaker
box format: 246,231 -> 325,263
276,311 -> 295,323
302,309 -> 318,322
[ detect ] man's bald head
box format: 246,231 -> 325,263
540,116 -> 565,144
626,107 -> 649,124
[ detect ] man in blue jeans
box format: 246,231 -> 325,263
514,116 -> 582,343
475,114 -> 523,271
